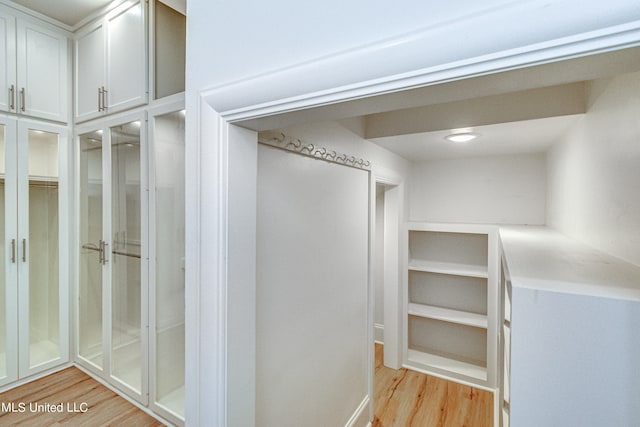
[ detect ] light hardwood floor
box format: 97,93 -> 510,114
0,367 -> 164,426
374,344 -> 493,427
1,347 -> 491,426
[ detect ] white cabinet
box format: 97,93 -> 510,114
75,0 -> 147,122
404,222 -> 498,388
76,112 -> 148,405
75,21 -> 105,123
0,7 -> 68,123
16,21 -> 68,122
0,12 -> 16,114
0,117 -> 70,387
500,226 -> 640,427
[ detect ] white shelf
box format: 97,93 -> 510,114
408,259 -> 488,278
408,303 -> 487,329
407,348 -> 486,381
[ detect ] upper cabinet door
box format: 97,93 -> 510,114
75,21 -> 105,123
75,0 -> 147,123
0,13 -> 16,113
16,20 -> 68,122
106,0 -> 147,113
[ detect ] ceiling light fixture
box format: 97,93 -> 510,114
445,132 -> 479,143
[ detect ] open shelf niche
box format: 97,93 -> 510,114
404,223 -> 498,388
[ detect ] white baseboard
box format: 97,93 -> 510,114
374,323 -> 384,344
345,395 -> 370,427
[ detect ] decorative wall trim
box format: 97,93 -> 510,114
207,19 -> 640,124
258,132 -> 371,171
374,323 -> 384,344
345,396 -> 370,427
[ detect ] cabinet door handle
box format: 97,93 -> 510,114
98,87 -> 102,111
20,87 -> 25,112
9,85 -> 15,110
22,239 -> 26,262
101,86 -> 107,111
11,239 -> 15,263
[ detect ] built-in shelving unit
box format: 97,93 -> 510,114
404,223 -> 498,388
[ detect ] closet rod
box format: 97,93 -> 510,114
258,132 -> 371,171
112,250 -> 141,259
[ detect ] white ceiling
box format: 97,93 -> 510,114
10,0 -> 112,26
369,115 -> 582,161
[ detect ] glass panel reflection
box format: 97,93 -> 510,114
79,131 -> 103,368
111,121 -> 142,392
28,129 -> 60,368
154,111 -> 185,417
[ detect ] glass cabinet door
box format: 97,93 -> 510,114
76,116 -> 146,403
79,130 -> 104,369
0,124 -> 5,380
110,120 -> 143,393
0,121 -> 17,385
152,110 -> 185,419
16,121 -> 68,378
25,129 -> 60,369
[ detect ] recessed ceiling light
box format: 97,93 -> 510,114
445,132 -> 479,143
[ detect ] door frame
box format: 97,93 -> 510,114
186,19 -> 640,426
372,169 -> 404,371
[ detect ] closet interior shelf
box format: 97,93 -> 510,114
408,259 -> 488,278
408,303 -> 488,329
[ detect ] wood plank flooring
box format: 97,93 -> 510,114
374,344 -> 493,427
1,346 -> 491,426
0,367 -> 165,426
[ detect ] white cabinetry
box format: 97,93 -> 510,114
76,112 -> 148,405
0,11 -> 15,114
500,226 -> 640,427
75,0 -> 147,122
404,223 -> 498,388
0,116 -> 70,387
0,6 -> 68,122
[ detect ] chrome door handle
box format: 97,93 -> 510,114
22,239 -> 26,262
20,87 -> 25,112
101,86 -> 107,111
9,84 -> 15,110
98,87 -> 102,111
11,239 -> 15,263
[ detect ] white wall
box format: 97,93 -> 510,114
547,71 -> 640,266
270,118 -> 411,221
256,144 -> 369,427
410,154 -> 546,225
